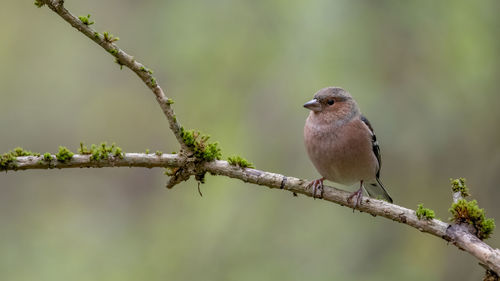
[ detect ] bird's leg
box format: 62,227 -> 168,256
308,177 -> 325,199
347,180 -> 364,211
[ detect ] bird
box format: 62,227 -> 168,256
303,86 -> 392,208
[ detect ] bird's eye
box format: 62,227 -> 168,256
327,99 -> 335,105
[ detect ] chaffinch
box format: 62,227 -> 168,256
303,87 -> 393,207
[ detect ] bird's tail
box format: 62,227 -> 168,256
364,178 -> 393,203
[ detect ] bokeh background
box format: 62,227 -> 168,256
1,0 -> 499,280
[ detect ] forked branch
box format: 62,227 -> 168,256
16,0 -> 500,277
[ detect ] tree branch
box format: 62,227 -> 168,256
7,152 -> 500,274
11,153 -> 184,170
39,0 -> 189,152
24,0 -> 500,276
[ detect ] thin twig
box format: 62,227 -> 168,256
40,0 -> 189,152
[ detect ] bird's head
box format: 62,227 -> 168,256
304,87 -> 359,122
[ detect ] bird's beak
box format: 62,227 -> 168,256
303,99 -> 322,112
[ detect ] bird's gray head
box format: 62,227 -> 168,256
303,87 -> 355,113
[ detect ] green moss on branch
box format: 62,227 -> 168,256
449,199 -> 495,240
103,31 -> 119,43
450,177 -> 470,197
34,0 -> 45,8
0,147 -> 41,171
180,128 -> 222,162
43,153 -> 52,162
78,142 -> 123,161
448,178 -> 494,240
416,204 -> 435,220
227,155 -> 254,168
78,14 -> 94,25
56,146 -> 74,163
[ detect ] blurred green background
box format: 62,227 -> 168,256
1,0 -> 499,280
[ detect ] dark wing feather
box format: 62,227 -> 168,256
360,115 -> 393,203
360,115 -> 381,177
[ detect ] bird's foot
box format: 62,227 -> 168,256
347,183 -> 364,212
308,178 -> 325,199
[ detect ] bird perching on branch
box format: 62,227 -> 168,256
304,87 -> 393,207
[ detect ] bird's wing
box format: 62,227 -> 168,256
360,115 -> 393,203
360,115 -> 381,177
361,115 -> 392,203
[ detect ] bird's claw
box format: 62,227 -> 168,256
308,178 -> 324,199
347,188 -> 364,212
